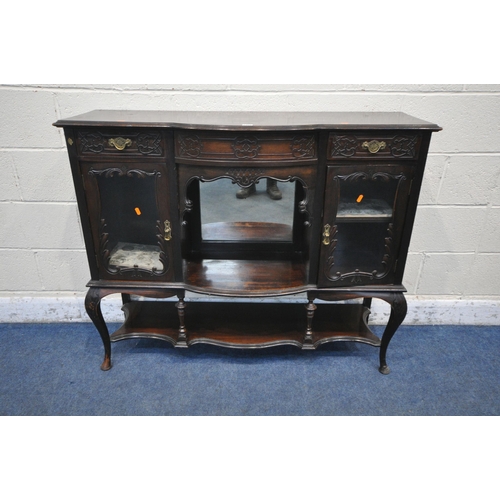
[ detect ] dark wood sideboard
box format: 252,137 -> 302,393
54,110 -> 441,373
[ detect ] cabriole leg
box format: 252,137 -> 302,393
379,292 -> 407,375
85,287 -> 112,371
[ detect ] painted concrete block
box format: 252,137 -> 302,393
403,94 -> 500,153
1,84 -> 499,310
411,207 -> 487,253
465,254 -> 500,296
11,150 -> 76,202
438,155 -> 500,205
418,154 -> 447,205
417,253 -> 475,295
491,178 -> 500,206
401,253 -> 424,295
0,153 -> 21,201
55,91 -> 162,121
0,202 -> 84,249
35,250 -> 89,292
0,250 -> 42,291
54,87 -> 404,115
0,88 -> 60,148
477,208 -> 500,253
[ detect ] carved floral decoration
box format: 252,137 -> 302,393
291,136 -> 316,158
329,134 -> 419,158
329,135 -> 358,157
179,134 -> 202,157
79,132 -> 163,155
231,136 -> 261,159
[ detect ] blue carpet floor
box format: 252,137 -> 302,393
0,322 -> 498,415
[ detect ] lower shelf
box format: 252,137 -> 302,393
111,300 -> 381,349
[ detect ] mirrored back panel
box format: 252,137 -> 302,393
181,175 -> 311,261
199,178 -> 296,243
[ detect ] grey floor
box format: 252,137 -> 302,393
1,323 -> 499,416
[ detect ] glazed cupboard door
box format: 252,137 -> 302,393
318,164 -> 413,287
82,161 -> 175,282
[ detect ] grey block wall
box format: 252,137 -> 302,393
1,84 -> 499,323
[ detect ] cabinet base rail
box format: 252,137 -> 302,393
85,287 -> 407,374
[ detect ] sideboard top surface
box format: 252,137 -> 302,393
54,110 -> 441,131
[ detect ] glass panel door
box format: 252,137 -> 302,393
319,165 -> 412,287
83,162 -> 172,280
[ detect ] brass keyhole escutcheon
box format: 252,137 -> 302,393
362,140 -> 386,154
164,220 -> 172,241
322,224 -> 331,246
108,137 -> 132,151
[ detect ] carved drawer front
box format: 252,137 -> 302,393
175,131 -> 317,163
327,132 -> 421,160
76,129 -> 165,158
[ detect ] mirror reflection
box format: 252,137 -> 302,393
199,178 -> 295,242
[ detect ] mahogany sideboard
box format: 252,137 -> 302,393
54,110 -> 441,373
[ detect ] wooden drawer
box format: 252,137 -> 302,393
76,128 -> 165,158
175,131 -> 317,163
327,132 -> 421,160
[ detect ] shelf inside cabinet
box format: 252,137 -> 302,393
336,199 -> 393,222
183,258 -> 308,296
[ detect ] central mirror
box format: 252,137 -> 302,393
199,178 -> 295,242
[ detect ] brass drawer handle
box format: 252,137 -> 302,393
322,224 -> 331,246
362,140 -> 386,154
108,137 -> 132,151
164,220 -> 172,241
